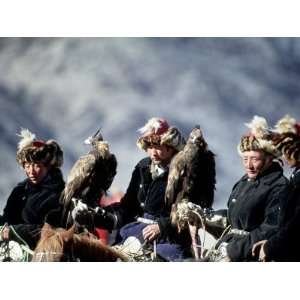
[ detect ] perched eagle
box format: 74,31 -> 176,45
60,130 -> 117,226
166,126 -> 216,231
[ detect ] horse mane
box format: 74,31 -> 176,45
72,234 -> 129,262
32,223 -> 128,262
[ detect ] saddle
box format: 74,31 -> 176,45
113,236 -> 165,262
0,225 -> 33,262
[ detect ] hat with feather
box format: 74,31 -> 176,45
238,116 -> 281,157
136,117 -> 186,152
16,128 -> 63,168
272,115 -> 300,162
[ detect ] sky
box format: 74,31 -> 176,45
1,37 -> 300,211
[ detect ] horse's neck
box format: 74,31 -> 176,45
32,230 -> 68,262
73,235 -> 127,262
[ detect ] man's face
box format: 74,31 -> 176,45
24,162 -> 49,185
241,150 -> 272,179
147,144 -> 175,165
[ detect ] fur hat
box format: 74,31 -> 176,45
238,116 -> 281,157
16,128 -> 63,168
272,115 -> 300,162
136,117 -> 185,152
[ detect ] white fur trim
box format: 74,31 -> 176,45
245,115 -> 269,139
138,117 -> 165,135
16,128 -> 36,151
275,115 -> 297,134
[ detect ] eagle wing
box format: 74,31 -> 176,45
61,154 -> 97,212
165,151 -> 187,207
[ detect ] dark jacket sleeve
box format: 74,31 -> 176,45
10,188 -> 63,248
9,224 -> 42,249
0,185 -> 26,225
118,165 -> 143,225
94,164 -> 142,230
157,217 -> 175,239
227,185 -> 285,261
264,192 -> 300,261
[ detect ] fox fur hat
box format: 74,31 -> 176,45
272,115 -> 300,162
238,116 -> 281,158
136,117 -> 186,152
16,128 -> 63,168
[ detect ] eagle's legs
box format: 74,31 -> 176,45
187,208 -> 206,260
188,223 -> 201,260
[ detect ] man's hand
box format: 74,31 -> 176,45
0,225 -> 10,241
142,224 -> 160,242
252,240 -> 268,262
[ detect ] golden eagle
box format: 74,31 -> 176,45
166,126 -> 216,259
60,130 -> 117,226
166,126 -> 216,230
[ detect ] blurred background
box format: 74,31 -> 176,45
1,37 -> 300,211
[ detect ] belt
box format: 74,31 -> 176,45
136,217 -> 158,225
228,228 -> 249,236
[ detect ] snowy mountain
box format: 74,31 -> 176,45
1,37 -> 300,211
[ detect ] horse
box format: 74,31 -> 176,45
31,223 -> 129,262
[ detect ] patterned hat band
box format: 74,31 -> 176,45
272,115 -> 300,161
237,135 -> 281,158
16,140 -> 63,168
273,133 -> 300,162
137,126 -> 185,152
15,128 -> 63,168
237,116 -> 281,158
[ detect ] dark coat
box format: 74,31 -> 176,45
222,162 -> 289,261
264,168 -> 300,261
0,168 -> 65,248
109,157 -> 192,248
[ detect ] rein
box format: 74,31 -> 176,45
0,225 -> 33,262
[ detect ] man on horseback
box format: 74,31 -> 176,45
206,116 -> 288,261
252,115 -> 300,261
72,117 -> 193,261
0,129 -> 65,260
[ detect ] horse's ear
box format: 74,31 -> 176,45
61,224 -> 75,243
40,223 -> 54,239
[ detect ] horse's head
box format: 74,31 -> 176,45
32,223 -> 75,262
32,223 -> 128,262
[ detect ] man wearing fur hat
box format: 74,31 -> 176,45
252,115 -> 300,261
208,116 -> 288,262
0,129 -> 65,251
73,117 -> 192,261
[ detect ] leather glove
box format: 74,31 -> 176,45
94,207 -> 118,230
45,207 -> 64,227
204,209 -> 228,229
72,201 -> 95,227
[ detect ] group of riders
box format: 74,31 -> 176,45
0,115 -> 300,262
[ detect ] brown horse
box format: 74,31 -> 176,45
31,223 -> 129,262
